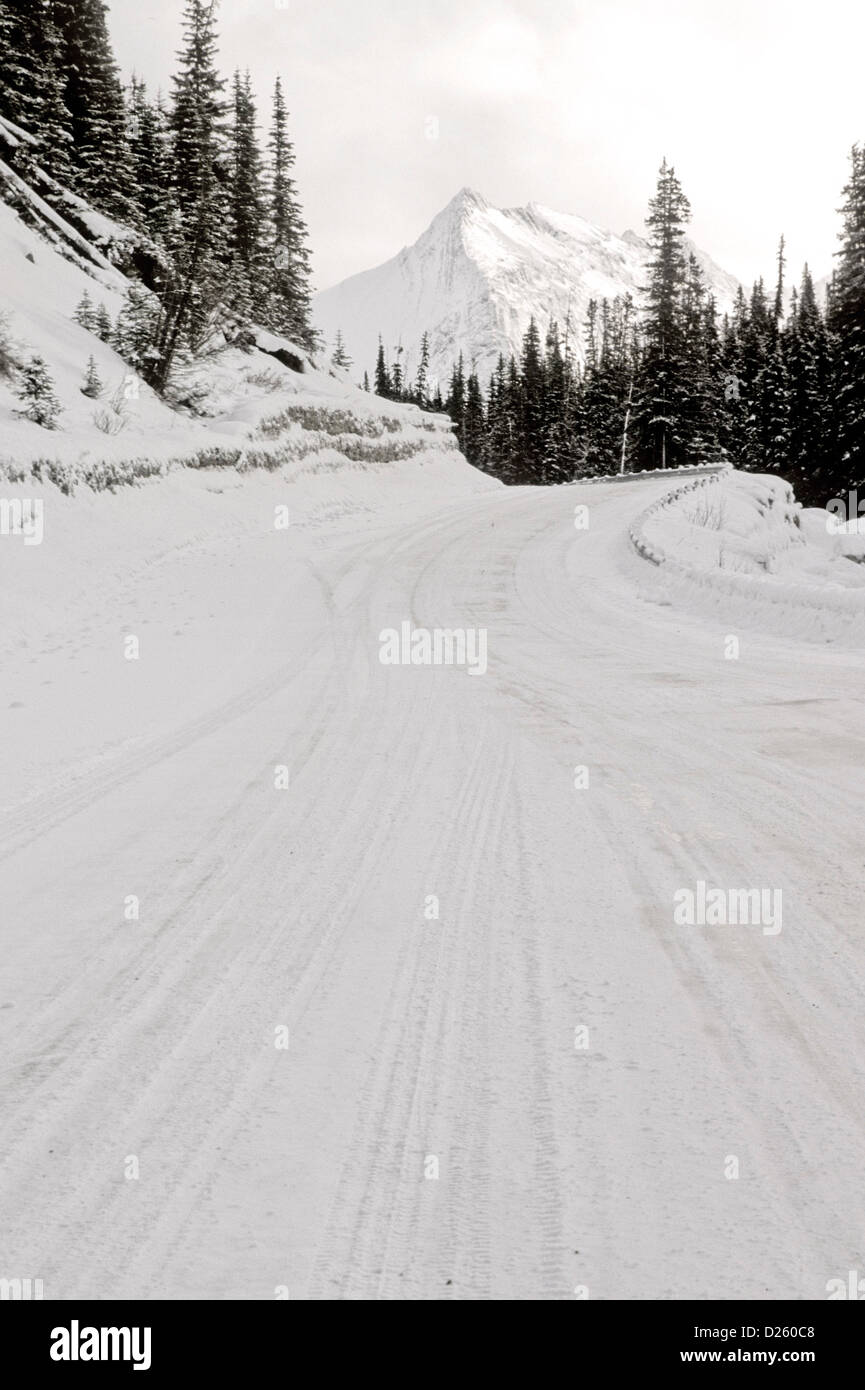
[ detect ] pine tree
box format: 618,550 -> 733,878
374,338 -> 391,397
226,69 -> 268,319
113,284 -> 161,370
518,316 -> 545,481
363,369 -> 370,392
52,0 -> 133,217
445,352 -> 466,439
265,76 -> 314,349
773,234 -> 786,331
16,354 -> 61,427
127,77 -> 176,242
331,330 -> 352,370
391,346 -> 404,400
632,160 -> 693,469
81,353 -> 103,398
94,302 -> 113,341
462,371 -> 485,465
0,0 -> 72,183
786,266 -> 834,502
415,331 -> 431,407
828,145 -> 865,499
147,0 -> 230,386
74,290 -> 95,330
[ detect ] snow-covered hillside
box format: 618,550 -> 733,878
314,187 -> 740,389
0,129 -> 488,505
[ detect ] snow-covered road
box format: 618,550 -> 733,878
2,473 -> 864,1300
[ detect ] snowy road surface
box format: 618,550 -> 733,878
1,473 -> 864,1300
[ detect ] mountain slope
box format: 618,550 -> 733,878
0,124 -> 488,506
314,187 -> 740,390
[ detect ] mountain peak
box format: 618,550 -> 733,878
446,186 -> 489,215
314,192 -> 739,388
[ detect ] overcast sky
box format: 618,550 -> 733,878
108,0 -> 865,294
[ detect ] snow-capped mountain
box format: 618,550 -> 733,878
314,187 -> 740,390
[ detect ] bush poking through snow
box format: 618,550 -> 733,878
15,355 -> 62,429
93,382 -> 131,435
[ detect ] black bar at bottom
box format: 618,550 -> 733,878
3,1298 -> 863,1377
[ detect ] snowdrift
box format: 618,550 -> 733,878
629,470 -> 865,644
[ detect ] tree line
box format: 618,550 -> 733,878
0,0 -> 315,390
371,158 -> 865,508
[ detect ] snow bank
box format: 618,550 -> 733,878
629,471 -> 865,645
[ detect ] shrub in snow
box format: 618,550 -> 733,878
16,355 -> 62,428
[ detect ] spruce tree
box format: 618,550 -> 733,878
94,302 -> 113,341
0,0 -> 72,183
147,0 -> 229,387
445,353 -> 466,439
227,69 -> 267,319
16,354 -> 61,427
462,370 -> 486,465
415,331 -> 431,407
828,145 -> 865,499
81,354 -> 103,398
632,160 -> 692,469
266,76 -> 314,349
374,339 -> 391,398
331,330 -> 352,370
53,0 -> 133,217
127,78 -> 176,242
518,317 -> 545,481
786,266 -> 835,502
74,290 -> 95,330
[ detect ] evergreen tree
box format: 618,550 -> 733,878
0,0 -> 72,182
16,354 -> 61,427
94,302 -> 113,341
52,0 -> 133,216
74,289 -> 95,331
415,331 -> 431,407
331,330 -> 352,370
445,352 -> 466,439
265,76 -> 314,349
391,346 -> 404,400
462,370 -> 485,465
828,145 -> 865,498
113,284 -> 161,371
374,338 -> 391,397
632,160 -> 693,469
518,316 -> 545,481
127,77 -> 176,242
147,0 -> 229,386
785,266 -> 834,501
81,353 -> 103,398
226,69 -> 267,318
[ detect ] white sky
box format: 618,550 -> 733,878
107,0 -> 865,293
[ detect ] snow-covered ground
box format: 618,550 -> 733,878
1,461 -> 864,1300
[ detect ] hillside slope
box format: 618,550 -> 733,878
0,128 -> 489,505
